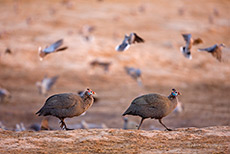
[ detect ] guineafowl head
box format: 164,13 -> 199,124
171,89 -> 181,97
86,88 -> 96,96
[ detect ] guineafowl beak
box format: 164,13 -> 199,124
87,88 -> 96,95
91,90 -> 96,95
178,92 -> 181,95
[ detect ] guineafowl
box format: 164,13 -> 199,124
36,88 -> 95,130
38,39 -> 68,61
123,89 -> 181,131
180,34 -> 203,59
116,32 -> 144,52
198,43 -> 225,62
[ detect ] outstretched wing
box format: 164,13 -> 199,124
56,46 -> 68,52
182,34 -> 191,43
43,39 -> 63,53
198,44 -> 217,53
132,33 -> 145,43
211,48 -> 222,62
46,76 -> 59,91
193,38 -> 203,45
116,36 -> 130,51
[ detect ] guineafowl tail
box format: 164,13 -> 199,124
36,108 -> 46,116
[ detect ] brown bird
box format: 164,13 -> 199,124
180,34 -> 203,59
38,39 -> 68,61
5,48 -> 12,54
122,89 -> 181,131
90,60 -> 112,73
36,88 -> 95,130
198,43 -> 225,62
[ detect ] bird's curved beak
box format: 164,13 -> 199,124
91,90 -> 96,95
178,92 -> 182,95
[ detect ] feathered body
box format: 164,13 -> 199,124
38,39 -> 68,61
116,33 -> 144,52
198,43 -> 225,62
124,66 -> 142,86
36,88 -> 95,130
123,89 -> 181,130
180,34 -> 203,59
36,75 -> 59,96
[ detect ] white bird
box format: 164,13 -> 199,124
36,75 -> 59,96
124,66 -> 143,87
180,34 -> 203,59
15,123 -> 26,132
0,88 -> 11,104
80,120 -> 107,129
38,39 -> 68,61
116,33 -> 144,52
123,117 -> 138,130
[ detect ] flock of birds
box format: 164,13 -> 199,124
0,30 -> 226,131
0,3 -> 227,131
0,30 -> 189,131
180,34 -> 225,62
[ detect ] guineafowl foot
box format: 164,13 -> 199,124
65,127 -> 74,131
159,119 -> 172,131
165,128 -> 173,131
59,119 -> 69,130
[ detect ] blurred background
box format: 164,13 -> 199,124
0,0 -> 230,131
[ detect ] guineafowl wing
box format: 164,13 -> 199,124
38,93 -> 79,112
143,94 -> 170,108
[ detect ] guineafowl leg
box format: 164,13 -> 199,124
59,119 -> 73,130
138,118 -> 145,130
159,119 -> 172,131
59,119 -> 66,130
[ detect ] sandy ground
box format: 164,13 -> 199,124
0,126 -> 230,153
0,0 -> 230,153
